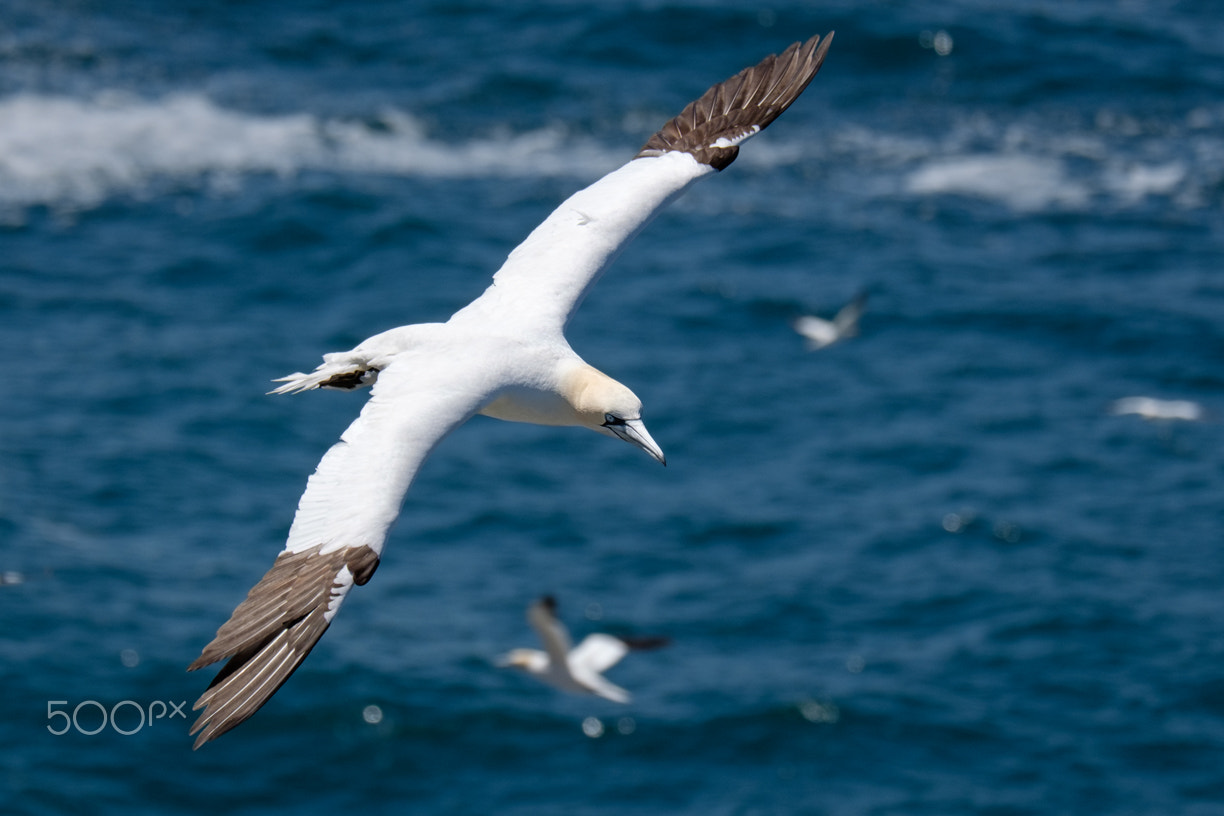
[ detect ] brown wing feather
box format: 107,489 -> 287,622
187,544 -> 379,748
636,32 -> 833,170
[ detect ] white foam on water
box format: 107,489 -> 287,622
1,90 -> 1218,217
905,154 -> 1090,211
1102,160 -> 1187,204
0,91 -> 620,212
0,93 -> 314,209
896,104 -> 1223,213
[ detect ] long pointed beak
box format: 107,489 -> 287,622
609,418 -> 667,466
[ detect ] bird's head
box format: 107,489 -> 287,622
564,365 -> 666,465
495,648 -> 549,673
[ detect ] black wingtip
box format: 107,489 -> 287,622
620,635 -> 672,652
635,31 -> 835,170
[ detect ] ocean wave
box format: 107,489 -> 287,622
906,154 -> 1091,211
842,108 -> 1220,214
1,91 -> 1219,216
0,91 -> 621,212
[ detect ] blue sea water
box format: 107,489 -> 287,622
3,0 -> 1224,813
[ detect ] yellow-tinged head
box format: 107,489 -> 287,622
564,364 -> 666,465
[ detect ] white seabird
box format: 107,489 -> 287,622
188,32 -> 833,748
497,596 -> 669,703
1109,396 -> 1204,422
793,290 -> 867,350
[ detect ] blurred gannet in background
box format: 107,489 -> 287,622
1109,396 -> 1205,422
498,596 -> 669,702
794,290 -> 867,349
187,32 -> 833,748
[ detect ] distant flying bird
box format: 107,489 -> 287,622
1109,396 -> 1205,422
793,290 -> 867,349
497,596 -> 669,703
187,32 -> 833,748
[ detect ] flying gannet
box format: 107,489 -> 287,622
187,31 -> 834,748
1108,396 -> 1205,422
793,290 -> 868,350
497,596 -> 669,703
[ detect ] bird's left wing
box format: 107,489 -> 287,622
571,633 -> 671,674
456,32 -> 833,333
187,355 -> 495,748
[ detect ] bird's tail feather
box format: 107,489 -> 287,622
269,352 -> 380,395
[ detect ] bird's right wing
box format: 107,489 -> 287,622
832,291 -> 868,335
187,354 -> 496,748
527,596 -> 574,670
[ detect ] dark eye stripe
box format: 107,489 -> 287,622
603,413 -> 626,427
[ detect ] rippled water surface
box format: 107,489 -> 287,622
3,2 -> 1224,814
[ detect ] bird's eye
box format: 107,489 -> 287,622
602,413 -> 625,427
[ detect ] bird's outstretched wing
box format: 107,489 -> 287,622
569,633 -> 631,675
570,633 -> 672,675
456,32 -> 833,333
527,595 -> 574,669
832,290 -> 868,336
187,357 -> 492,748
